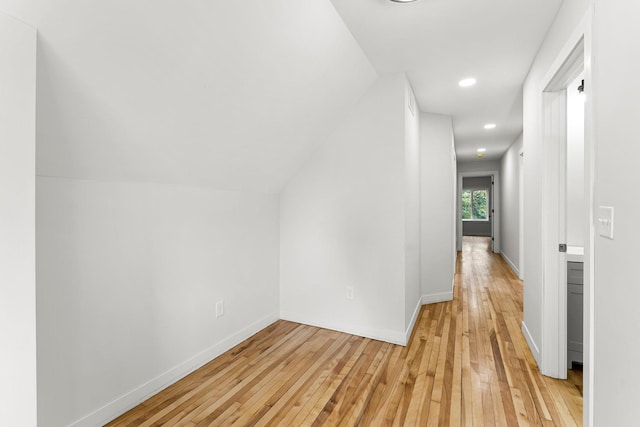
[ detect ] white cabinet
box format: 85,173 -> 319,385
567,261 -> 583,368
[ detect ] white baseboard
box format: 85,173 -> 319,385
421,291 -> 453,305
71,312 -> 279,427
500,251 -> 521,278
280,311 -> 407,346
522,320 -> 541,367
403,297 -> 423,344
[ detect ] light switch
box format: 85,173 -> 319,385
598,206 -> 614,240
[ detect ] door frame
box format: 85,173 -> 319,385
519,149 -> 525,280
538,8 -> 594,426
456,170 -> 500,253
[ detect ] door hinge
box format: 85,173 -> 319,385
559,244 -> 567,252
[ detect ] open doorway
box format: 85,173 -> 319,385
540,37 -> 586,380
537,10 -> 595,424
461,176 -> 493,249
457,170 -> 500,254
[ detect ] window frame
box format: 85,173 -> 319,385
461,187 -> 490,222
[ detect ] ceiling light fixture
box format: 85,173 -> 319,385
390,0 -> 417,2
484,123 -> 496,130
458,78 -> 476,87
477,148 -> 486,153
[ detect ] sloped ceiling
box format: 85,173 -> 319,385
2,0 -> 565,186
330,0 -> 563,162
2,0 -> 377,193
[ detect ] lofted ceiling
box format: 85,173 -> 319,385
1,0 -> 564,192
330,0 -> 564,162
2,0 -> 378,194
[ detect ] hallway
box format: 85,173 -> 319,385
455,237 -> 582,426
108,237 -> 582,426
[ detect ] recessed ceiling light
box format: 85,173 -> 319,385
390,0 -> 417,2
458,78 -> 476,87
477,148 -> 486,153
484,123 -> 497,130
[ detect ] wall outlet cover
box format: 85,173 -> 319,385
216,300 -> 224,317
346,286 -> 354,300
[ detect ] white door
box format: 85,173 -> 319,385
541,88 -> 569,379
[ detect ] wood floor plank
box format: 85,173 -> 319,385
106,236 -> 583,427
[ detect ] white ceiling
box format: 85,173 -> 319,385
3,0 -> 378,194
2,0 -> 564,192
330,0 -> 563,162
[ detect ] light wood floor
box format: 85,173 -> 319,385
107,236 -> 582,426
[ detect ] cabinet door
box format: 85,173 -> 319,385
567,283 -> 583,365
568,261 -> 584,284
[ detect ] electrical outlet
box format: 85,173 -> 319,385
216,300 -> 224,317
346,286 -> 354,300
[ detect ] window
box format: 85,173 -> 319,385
462,189 -> 488,220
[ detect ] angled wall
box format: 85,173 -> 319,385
0,0 -> 380,425
280,74 -> 420,345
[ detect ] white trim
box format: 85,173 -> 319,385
539,9 -> 590,382
537,8 -> 594,426
500,251 -> 520,278
541,88 -> 569,380
421,291 -> 453,305
71,312 -> 280,427
522,321 -> 541,366
519,149 -> 525,281
582,6 -> 595,426
457,170 -> 500,253
280,311 -> 407,346
405,297 -> 423,343
541,16 -> 589,93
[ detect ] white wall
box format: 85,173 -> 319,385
36,178 -> 280,426
420,114 -> 457,303
521,0 -> 590,365
1,0 -> 377,194
404,84 -> 422,330
0,12 -> 37,427
0,1 -> 380,425
280,74 -> 413,345
592,1 -> 640,424
457,160 -> 500,173
566,74 -> 585,248
499,134 -> 523,277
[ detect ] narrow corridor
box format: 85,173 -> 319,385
457,236 -> 582,426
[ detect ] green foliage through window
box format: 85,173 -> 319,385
461,189 -> 488,220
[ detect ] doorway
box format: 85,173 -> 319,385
540,38 -> 585,380
457,171 -> 500,254
538,9 -> 595,425
461,176 -> 493,247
